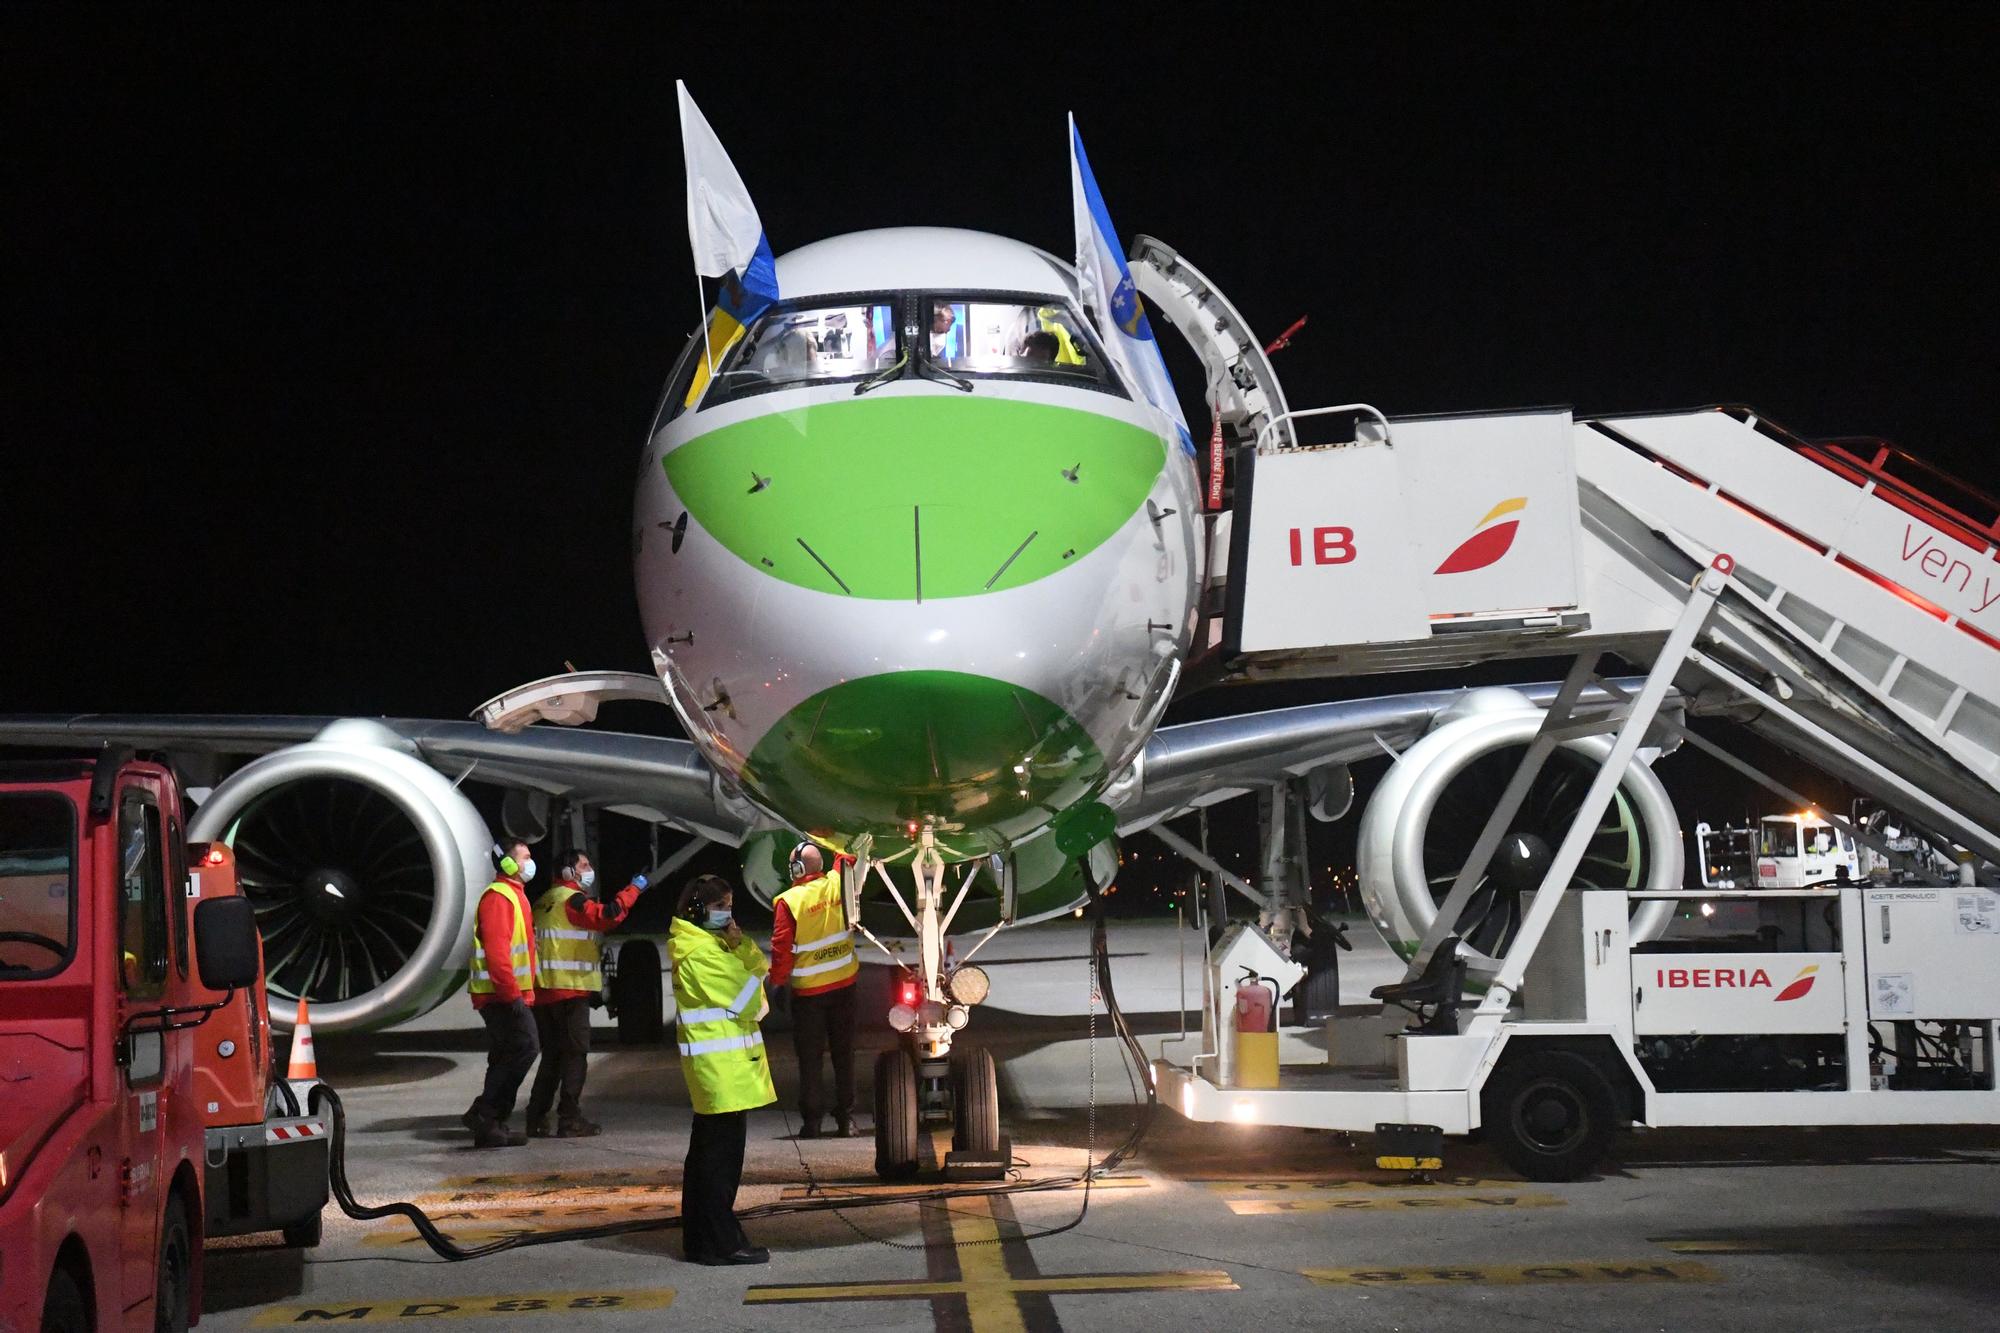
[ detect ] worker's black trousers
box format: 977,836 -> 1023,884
526,996 -> 592,1126
472,1000 -> 539,1125
683,1110 -> 751,1261
791,982 -> 856,1128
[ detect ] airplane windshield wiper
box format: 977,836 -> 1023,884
854,350 -> 909,396
917,358 -> 974,393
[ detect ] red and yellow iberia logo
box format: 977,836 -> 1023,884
1773,964 -> 1818,1002
1435,497 -> 1527,575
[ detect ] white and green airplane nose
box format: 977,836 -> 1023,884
640,387 -> 1199,858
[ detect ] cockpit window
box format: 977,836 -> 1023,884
927,296 -> 1115,389
699,298 -> 899,407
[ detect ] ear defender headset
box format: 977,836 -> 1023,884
494,844 -> 521,877
789,841 -> 813,881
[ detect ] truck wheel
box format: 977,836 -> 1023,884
949,1046 -> 1000,1154
613,945 -> 665,1044
874,1048 -> 920,1181
155,1194 -> 193,1333
1481,1048 -> 1615,1182
40,1267 -> 88,1333
282,1207 -> 324,1249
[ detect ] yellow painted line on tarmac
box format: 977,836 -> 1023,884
778,1175 -> 1146,1200
249,1289 -> 674,1324
360,1202 -> 679,1246
437,1168 -> 680,1189
1304,1261 -> 1717,1286
1229,1193 -> 1564,1215
416,1181 -> 682,1204
744,1193 -> 1236,1327
1200,1177 -> 1514,1193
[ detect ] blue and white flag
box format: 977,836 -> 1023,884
1069,115 -> 1192,453
679,81 -> 780,406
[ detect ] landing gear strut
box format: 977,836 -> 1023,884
848,826 -> 1012,1180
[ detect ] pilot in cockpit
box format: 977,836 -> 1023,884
1020,330 -> 1059,365
929,301 -> 958,358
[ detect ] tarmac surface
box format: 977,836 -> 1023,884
203,917 -> 2000,1331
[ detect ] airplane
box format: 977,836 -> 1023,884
0,103 -> 1763,1174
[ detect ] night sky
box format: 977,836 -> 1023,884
3,6 -> 1993,897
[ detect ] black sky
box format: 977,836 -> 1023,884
2,2 -> 1993,743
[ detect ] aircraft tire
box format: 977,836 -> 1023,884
612,945 -> 665,1044
949,1046 -> 999,1154
873,1048 -> 920,1180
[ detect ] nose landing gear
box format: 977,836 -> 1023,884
856,827 -> 1011,1180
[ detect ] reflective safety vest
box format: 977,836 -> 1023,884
668,917 -> 776,1116
467,881 -> 531,996
777,873 -> 858,991
533,884 -> 603,992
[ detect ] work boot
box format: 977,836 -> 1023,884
461,1108 -> 518,1150
557,1117 -> 603,1138
527,1118 -> 553,1138
691,1245 -> 770,1266
833,1119 -> 864,1138
798,1120 -> 823,1140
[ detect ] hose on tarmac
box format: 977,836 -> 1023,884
308,904 -> 1159,1262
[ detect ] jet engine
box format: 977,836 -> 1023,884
1357,688 -> 1680,977
187,720 -> 495,1033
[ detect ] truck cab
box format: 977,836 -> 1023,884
0,754 -> 324,1333
1754,813 -> 1857,888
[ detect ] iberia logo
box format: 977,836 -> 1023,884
1435,497 -> 1527,575
1773,964 -> 1819,1002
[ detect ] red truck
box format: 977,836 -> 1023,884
0,752 -> 329,1333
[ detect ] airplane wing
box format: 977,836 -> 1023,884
1113,679 -> 1649,834
0,712 -> 758,844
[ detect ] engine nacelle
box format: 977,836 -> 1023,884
187,720 -> 494,1033
1357,689 -> 1680,977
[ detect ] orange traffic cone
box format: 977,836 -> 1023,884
286,995 -> 318,1082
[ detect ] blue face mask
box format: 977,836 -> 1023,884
704,908 -> 733,930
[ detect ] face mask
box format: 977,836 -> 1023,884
517,858 -> 537,883
704,908 -> 733,930
578,869 -> 597,890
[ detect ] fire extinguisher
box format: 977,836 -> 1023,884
1234,973 -> 1276,1034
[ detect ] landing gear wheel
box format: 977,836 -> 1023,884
613,945 -> 664,1045
949,1046 -> 999,1154
873,1047 -> 920,1180
41,1267 -> 88,1333
282,1206 -> 324,1249
1481,1048 -> 1615,1182
155,1194 -> 193,1333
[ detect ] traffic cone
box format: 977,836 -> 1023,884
286,995 -> 318,1082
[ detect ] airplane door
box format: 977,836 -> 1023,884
114,782 -> 171,1320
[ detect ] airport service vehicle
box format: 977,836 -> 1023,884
4,104 -> 1998,1177
1696,814 -> 1857,890
0,753 -> 326,1333
1154,390 -> 2000,1176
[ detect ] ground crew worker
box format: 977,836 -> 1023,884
769,842 -> 861,1137
462,840 -> 539,1149
525,850 -> 648,1138
669,874 -> 774,1265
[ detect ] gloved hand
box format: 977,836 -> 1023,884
834,852 -> 857,870
631,873 -> 649,891
588,993 -> 605,1009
